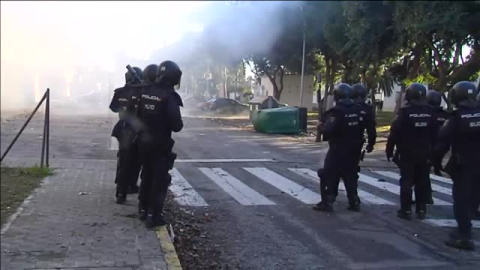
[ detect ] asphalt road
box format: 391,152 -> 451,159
1,109 -> 479,270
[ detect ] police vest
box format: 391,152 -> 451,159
396,104 -> 436,158
137,84 -> 172,147
113,85 -> 141,121
328,103 -> 363,145
451,107 -> 480,164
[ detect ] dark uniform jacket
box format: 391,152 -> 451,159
137,84 -> 183,155
386,104 -> 438,162
435,103 -> 480,171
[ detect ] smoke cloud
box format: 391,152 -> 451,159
1,1 -> 296,114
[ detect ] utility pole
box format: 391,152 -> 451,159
299,7 -> 307,108
224,67 -> 228,98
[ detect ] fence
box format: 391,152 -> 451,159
1,88 -> 50,167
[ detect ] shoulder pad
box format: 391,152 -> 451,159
169,91 -> 184,107
113,87 -> 125,93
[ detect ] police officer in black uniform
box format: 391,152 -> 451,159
109,66 -> 144,204
325,83 -> 377,203
313,83 -> 363,212
434,81 -> 480,250
386,83 -> 438,220
352,83 -> 377,163
426,90 -> 449,176
136,63 -> 157,219
137,60 -> 183,228
477,91 -> 480,108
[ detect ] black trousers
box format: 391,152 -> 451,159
115,142 -> 141,196
321,145 -> 360,204
327,143 -> 364,199
399,159 -> 430,212
114,127 -> 141,196
451,166 -> 480,238
138,149 -> 171,215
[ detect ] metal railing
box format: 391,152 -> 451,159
1,88 -> 50,167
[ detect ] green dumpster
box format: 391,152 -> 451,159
253,107 -> 300,134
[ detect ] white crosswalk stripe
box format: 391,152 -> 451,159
244,167 -> 320,204
429,174 -> 453,185
170,168 -> 208,207
423,219 -> 480,228
165,166 -> 468,228
199,168 -> 275,206
358,173 -> 452,206
289,168 -> 395,205
373,171 -> 452,196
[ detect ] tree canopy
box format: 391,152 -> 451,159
173,1 -> 480,103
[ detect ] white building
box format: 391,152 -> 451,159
256,74 -> 315,109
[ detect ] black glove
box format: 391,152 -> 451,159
366,144 -> 374,153
386,151 -> 393,162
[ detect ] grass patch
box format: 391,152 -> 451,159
1,165 -> 54,226
376,111 -> 395,127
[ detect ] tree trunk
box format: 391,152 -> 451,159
325,58 -> 336,111
315,82 -> 323,142
394,83 -> 405,115
270,77 -> 281,100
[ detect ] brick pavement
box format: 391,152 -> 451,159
1,159 -> 168,270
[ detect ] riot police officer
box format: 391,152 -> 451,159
435,81 -> 480,251
313,83 -> 363,212
352,83 -> 377,163
109,66 -> 144,204
386,83 -> 438,220
426,90 -> 449,176
325,83 -> 377,203
137,60 -> 183,228
136,63 -> 157,220
477,91 -> 480,108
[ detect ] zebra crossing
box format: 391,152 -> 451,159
168,166 -> 480,229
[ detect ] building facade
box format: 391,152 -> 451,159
256,74 -> 315,109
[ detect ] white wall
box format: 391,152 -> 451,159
260,74 -> 314,108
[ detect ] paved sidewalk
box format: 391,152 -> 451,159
1,159 -> 168,270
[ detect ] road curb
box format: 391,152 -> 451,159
156,225 -> 183,270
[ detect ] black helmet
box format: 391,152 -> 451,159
351,83 -> 367,103
155,60 -> 182,87
143,64 -> 158,84
405,83 -> 427,104
125,67 -> 143,85
426,90 -> 442,108
449,81 -> 478,107
333,83 -> 352,102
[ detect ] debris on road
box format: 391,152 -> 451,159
164,192 -> 235,270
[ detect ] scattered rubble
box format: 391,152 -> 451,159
164,192 -> 239,270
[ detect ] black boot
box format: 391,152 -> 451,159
145,212 -> 167,229
115,192 -> 126,204
416,204 -> 427,220
138,205 -> 147,221
312,201 -> 333,212
347,196 -> 361,212
397,209 -> 412,221
313,195 -> 334,212
444,230 -> 475,251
